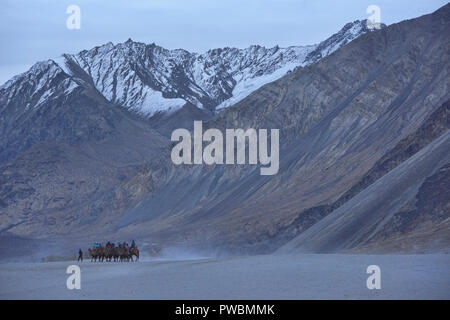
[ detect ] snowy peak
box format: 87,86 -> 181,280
0,59 -> 79,110
1,19 -> 381,117
304,20 -> 387,64
1,60 -> 62,91
57,40 -> 315,116
65,41 -> 188,116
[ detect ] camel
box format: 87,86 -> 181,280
118,247 -> 132,262
88,248 -> 95,261
88,247 -> 101,262
98,247 -> 105,262
87,246 -> 139,262
104,247 -> 115,262
130,247 -> 139,261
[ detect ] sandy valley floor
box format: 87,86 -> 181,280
0,253 -> 449,299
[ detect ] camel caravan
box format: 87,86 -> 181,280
87,241 -> 139,262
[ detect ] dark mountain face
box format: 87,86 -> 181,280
0,61 -> 170,237
0,5 -> 449,257
105,4 -> 449,253
0,60 -> 162,164
358,161 -> 450,253
270,100 -> 450,250
277,100 -> 450,254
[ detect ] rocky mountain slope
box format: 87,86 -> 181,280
0,19 -> 383,241
272,99 -> 450,250
0,5 -> 449,258
0,19 -> 379,165
0,65 -> 170,235
106,4 -> 449,254
278,103 -> 450,254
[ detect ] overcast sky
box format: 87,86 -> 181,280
0,0 -> 447,84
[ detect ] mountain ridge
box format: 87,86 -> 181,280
0,4 -> 449,258
1,20 -> 383,120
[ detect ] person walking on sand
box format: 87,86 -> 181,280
78,249 -> 83,262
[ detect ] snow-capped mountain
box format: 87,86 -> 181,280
2,2 -> 450,259
0,60 -> 79,109
1,20 -> 383,118
304,19 -> 381,64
